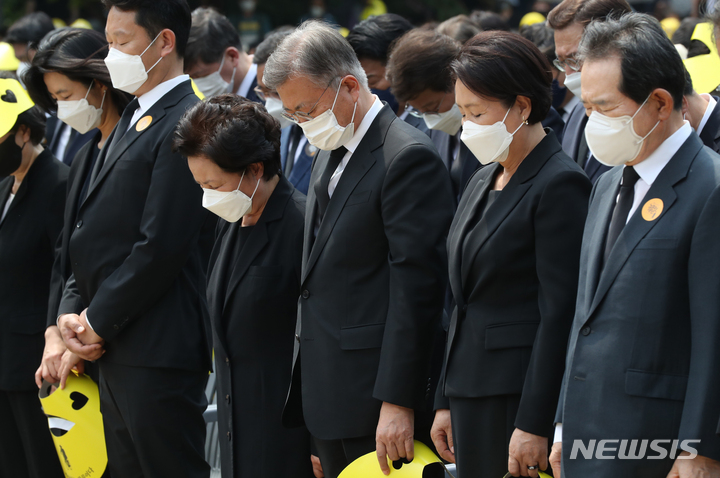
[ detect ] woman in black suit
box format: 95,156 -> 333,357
174,95 -> 313,478
430,32 -> 592,478
23,28 -> 132,388
0,77 -> 67,477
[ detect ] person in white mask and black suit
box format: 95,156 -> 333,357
550,13 -> 720,478
430,31 -> 591,478
174,94 -> 314,478
264,20 -> 455,478
547,0 -> 631,184
53,1 -> 214,476
23,27 -> 133,393
184,7 -> 261,103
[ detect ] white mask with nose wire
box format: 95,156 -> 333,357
202,170 -> 261,223
56,80 -> 106,134
194,54 -> 236,98
298,82 -> 357,151
104,32 -> 164,94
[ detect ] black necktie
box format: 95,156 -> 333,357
286,125 -> 304,177
314,146 -> 346,222
604,166 -> 641,263
90,98 -> 138,185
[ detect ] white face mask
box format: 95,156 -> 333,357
298,83 -> 357,151
104,33 -> 163,94
460,107 -> 524,165
424,103 -> 463,135
57,80 -> 106,134
265,97 -> 294,129
564,71 -> 582,98
584,95 -> 660,167
202,170 -> 261,223
194,54 -> 236,98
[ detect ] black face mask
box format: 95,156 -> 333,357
0,134 -> 23,178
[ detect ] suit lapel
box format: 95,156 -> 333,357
66,142 -> 96,222
207,221 -> 233,335
586,135 -> 701,321
0,178 -> 12,226
447,165 -> 496,304
302,106 -> 393,282
699,97 -> 720,147
223,223 -> 269,311
301,150 -> 327,283
2,150 -> 49,221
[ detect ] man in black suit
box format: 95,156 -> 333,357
263,21 -> 455,478
683,70 -> 720,153
550,14 -> 720,477
548,0 -> 632,184
56,1 -> 211,477
184,7 -> 261,102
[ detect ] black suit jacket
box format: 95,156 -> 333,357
562,101 -> 610,184
430,130 -> 480,201
45,116 -> 97,166
284,105 -> 455,440
207,177 -> 311,478
557,131 -> 720,475
57,81 -> 212,372
0,150 -> 68,389
47,134 -> 100,327
698,95 -> 720,153
438,130 -> 590,436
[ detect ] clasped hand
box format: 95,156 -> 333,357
58,308 -> 105,362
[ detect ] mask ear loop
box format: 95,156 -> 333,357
84,79 -> 95,100
631,94 -> 660,143
501,105 -> 525,135
141,32 -> 164,74
249,173 -> 261,200
236,170 -> 246,191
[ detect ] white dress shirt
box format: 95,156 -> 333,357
236,63 -> 257,100
328,96 -> 383,198
1,193 -> 14,223
127,74 -> 191,131
554,121 -> 693,444
696,94 -> 717,137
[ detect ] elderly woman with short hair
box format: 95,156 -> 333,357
173,94 -> 313,478
430,31 -> 592,478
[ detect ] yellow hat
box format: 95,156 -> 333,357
520,12 -> 546,29
39,372 -> 108,478
339,441 -> 446,477
70,18 -> 93,30
0,78 -> 34,138
0,42 -> 20,72
52,18 -> 67,29
661,17 -> 681,38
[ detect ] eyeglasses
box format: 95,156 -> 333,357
281,79 -> 336,123
553,56 -> 582,73
408,92 -> 451,118
253,85 -> 269,102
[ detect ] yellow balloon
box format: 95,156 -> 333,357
339,441 -> 446,477
70,18 -> 93,30
39,372 -> 108,478
0,42 -> 20,71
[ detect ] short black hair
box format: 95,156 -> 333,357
185,7 -> 240,70
453,30 -> 552,124
102,0 -> 192,57
24,28 -> 132,116
173,94 -> 281,181
683,66 -> 695,96
253,28 -> 293,65
580,13 -> 685,110
470,11 -> 511,32
5,12 -> 54,48
346,14 -> 414,64
386,29 -> 460,103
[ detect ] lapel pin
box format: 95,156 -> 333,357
641,198 -> 664,221
136,115 -> 152,132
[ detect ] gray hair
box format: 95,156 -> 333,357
579,12 -> 685,110
263,21 -> 368,92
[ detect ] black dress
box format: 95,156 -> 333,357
206,176 -> 313,478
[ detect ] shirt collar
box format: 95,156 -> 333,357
236,62 -> 257,99
697,94 -> 717,136
632,121 -> 692,186
136,74 -> 190,115
343,96 -> 382,154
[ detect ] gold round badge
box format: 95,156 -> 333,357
641,198 -> 664,221
136,115 -> 152,132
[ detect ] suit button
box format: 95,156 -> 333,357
295,334 -> 300,343
581,326 -> 591,336
462,305 -> 468,313
225,394 -> 231,403
113,324 -> 119,330
76,220 -> 83,228
227,432 -> 231,441
225,357 -> 230,364
301,290 -> 309,299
